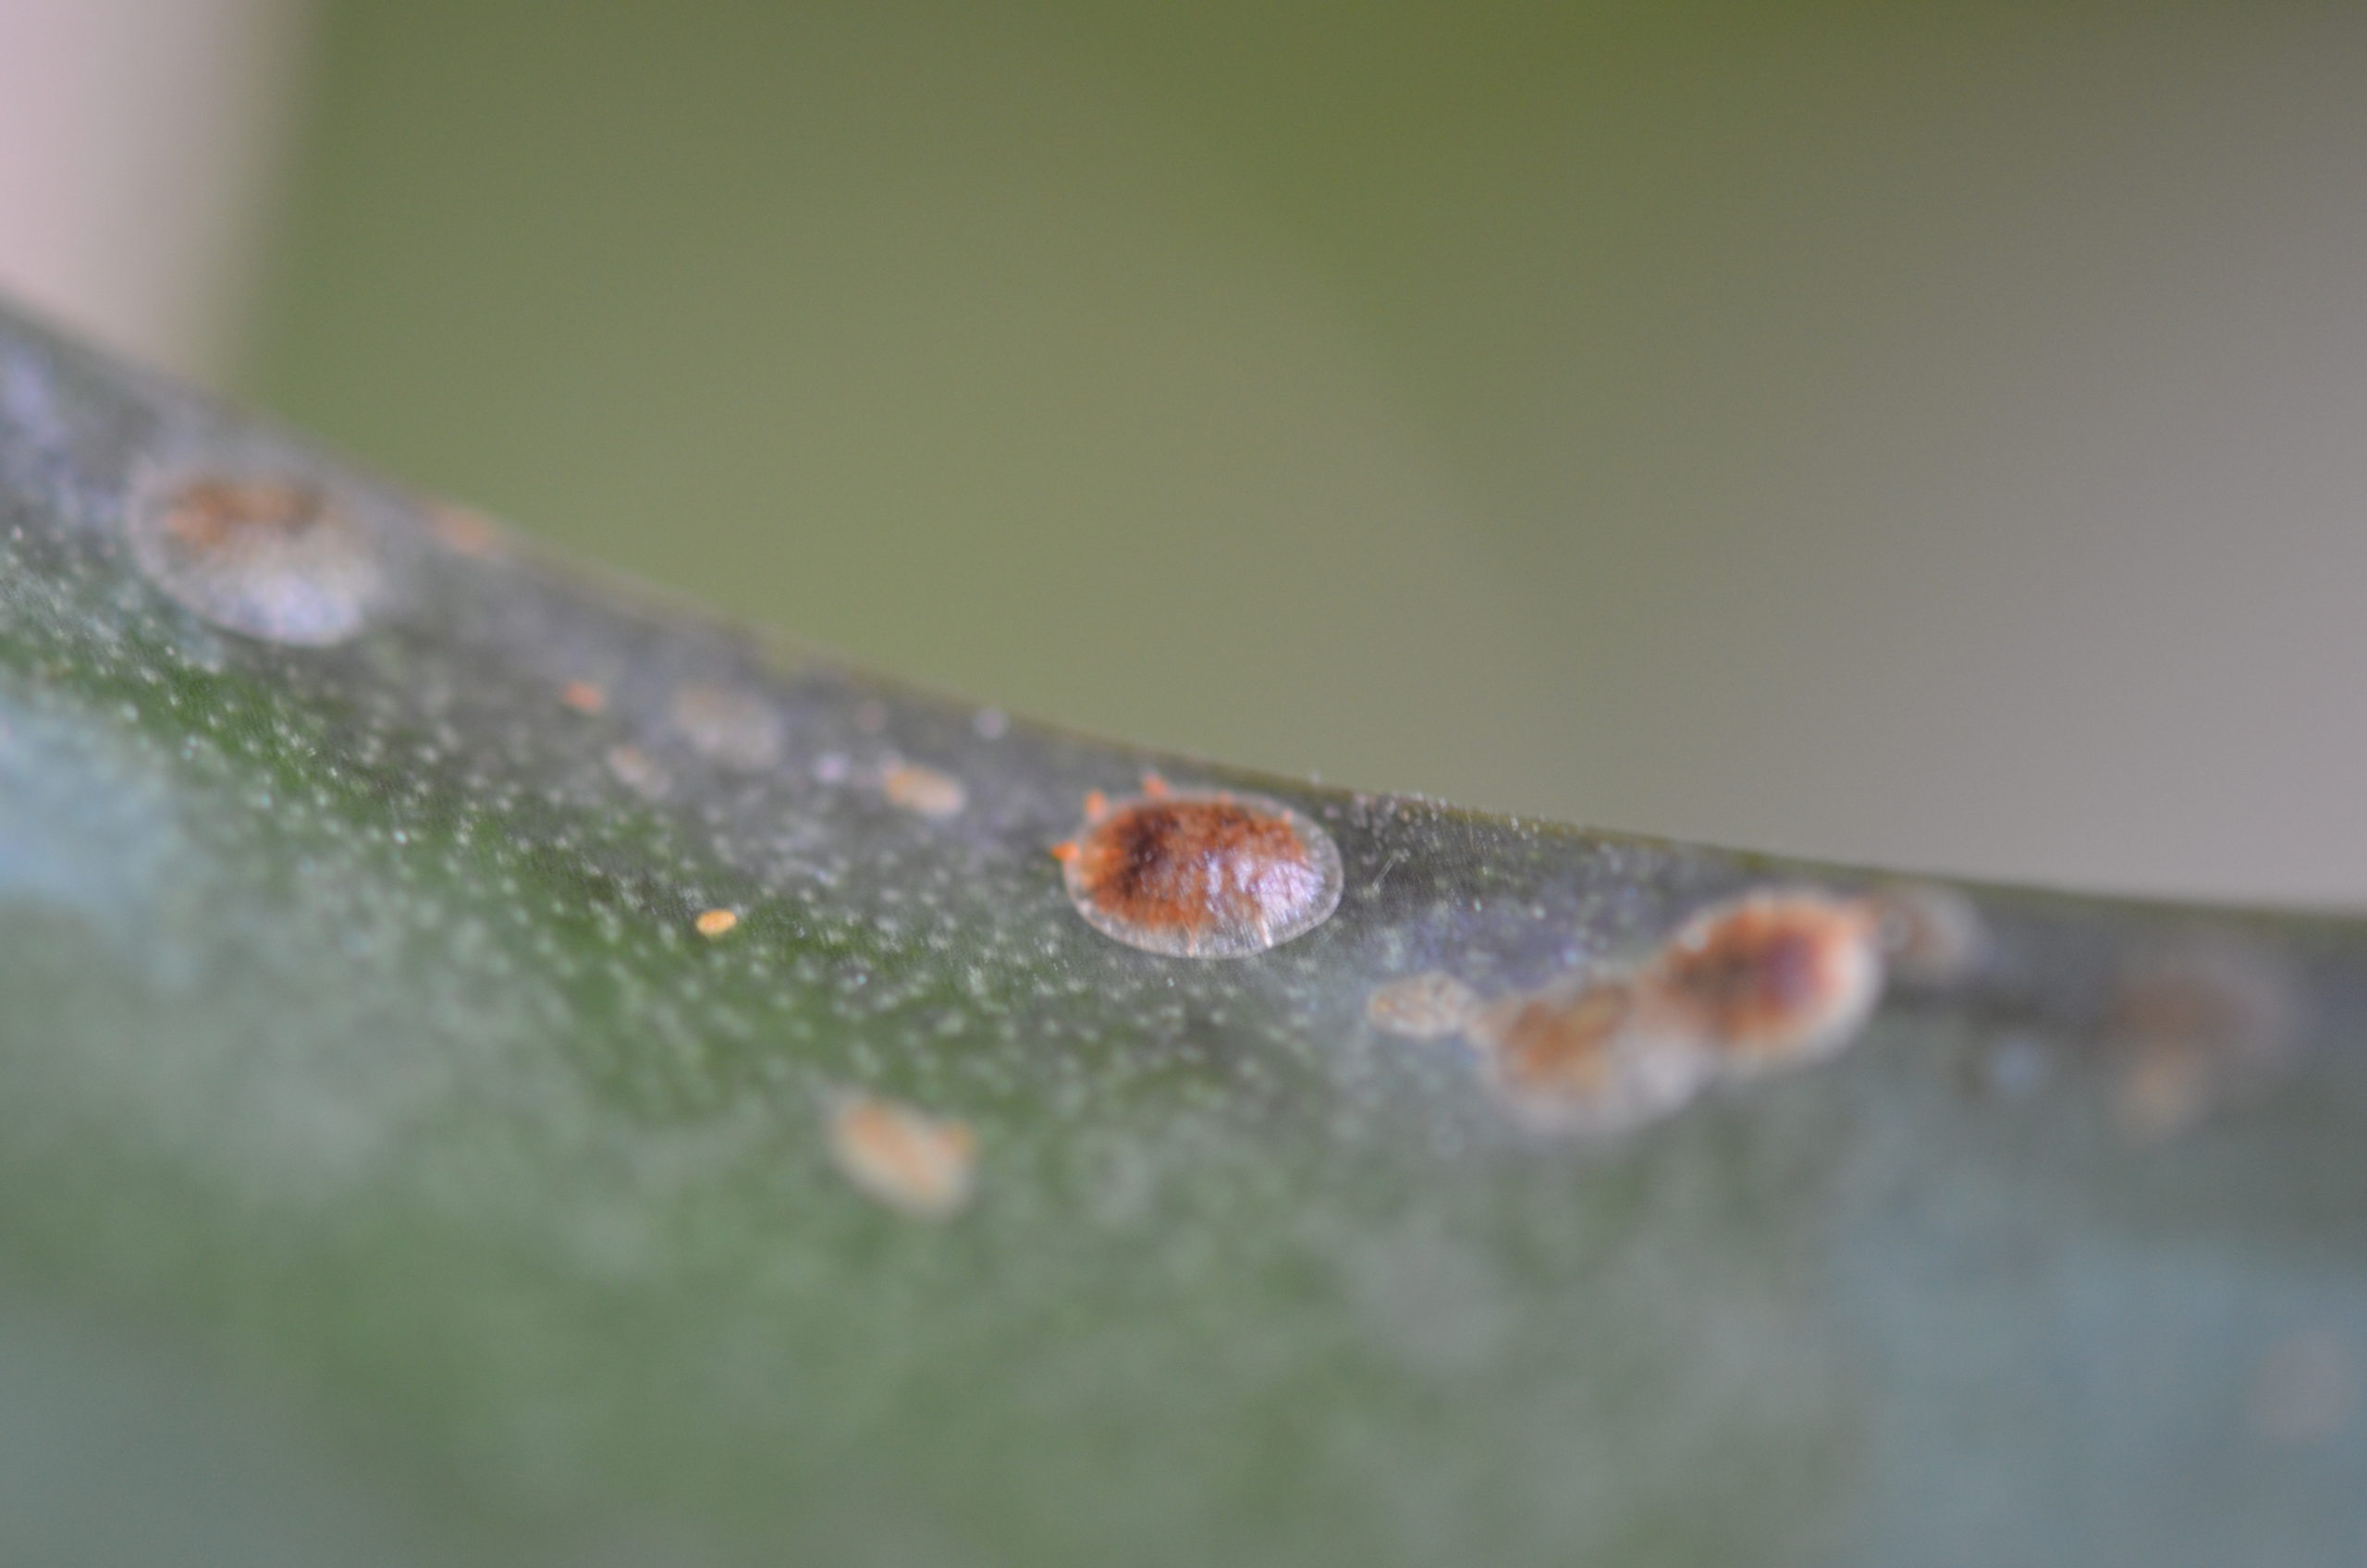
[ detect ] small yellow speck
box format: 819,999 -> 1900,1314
694,908 -> 739,937
828,1093 -> 977,1219
881,761 -> 966,819
559,680 -> 607,716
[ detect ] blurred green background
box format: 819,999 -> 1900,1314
25,0 -> 2367,901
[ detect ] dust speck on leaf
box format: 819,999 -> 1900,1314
1365,971 -> 1478,1039
828,1093 -> 976,1219
881,761 -> 965,819
1051,782 -> 1343,959
125,468 -> 387,645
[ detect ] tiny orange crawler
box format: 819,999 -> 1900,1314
1051,777 -> 1343,959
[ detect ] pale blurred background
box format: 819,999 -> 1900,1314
4,0 -> 2364,904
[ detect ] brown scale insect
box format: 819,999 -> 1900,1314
1468,974 -> 1716,1135
125,467 -> 388,645
880,760 -> 966,819
425,504 -> 504,558
1050,774 -> 1343,959
1443,887 -> 1886,1138
160,475 -> 318,548
2107,937 -> 2295,1143
558,680 -> 607,715
828,1093 -> 978,1220
1639,889 -> 1883,1073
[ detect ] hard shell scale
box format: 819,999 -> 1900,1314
1052,778 -> 1343,959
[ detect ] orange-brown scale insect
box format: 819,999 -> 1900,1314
1639,889 -> 1883,1073
160,475 -> 318,549
558,680 -> 607,716
2106,937 -> 2295,1143
693,908 -> 739,937
828,1093 -> 978,1219
1468,974 -> 1716,1134
880,760 -> 966,819
126,467 -> 388,645
1050,778 -> 1343,959
425,503 -> 504,558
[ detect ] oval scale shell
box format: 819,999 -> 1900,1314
125,467 -> 389,646
1054,785 -> 1343,959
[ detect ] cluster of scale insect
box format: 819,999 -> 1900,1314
45,343 -> 2312,1183
37,388 -> 1931,1156
1368,889 -> 1907,1135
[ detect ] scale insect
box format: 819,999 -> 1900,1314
1050,774 -> 1343,959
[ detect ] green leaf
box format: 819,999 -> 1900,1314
0,302 -> 2361,1566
